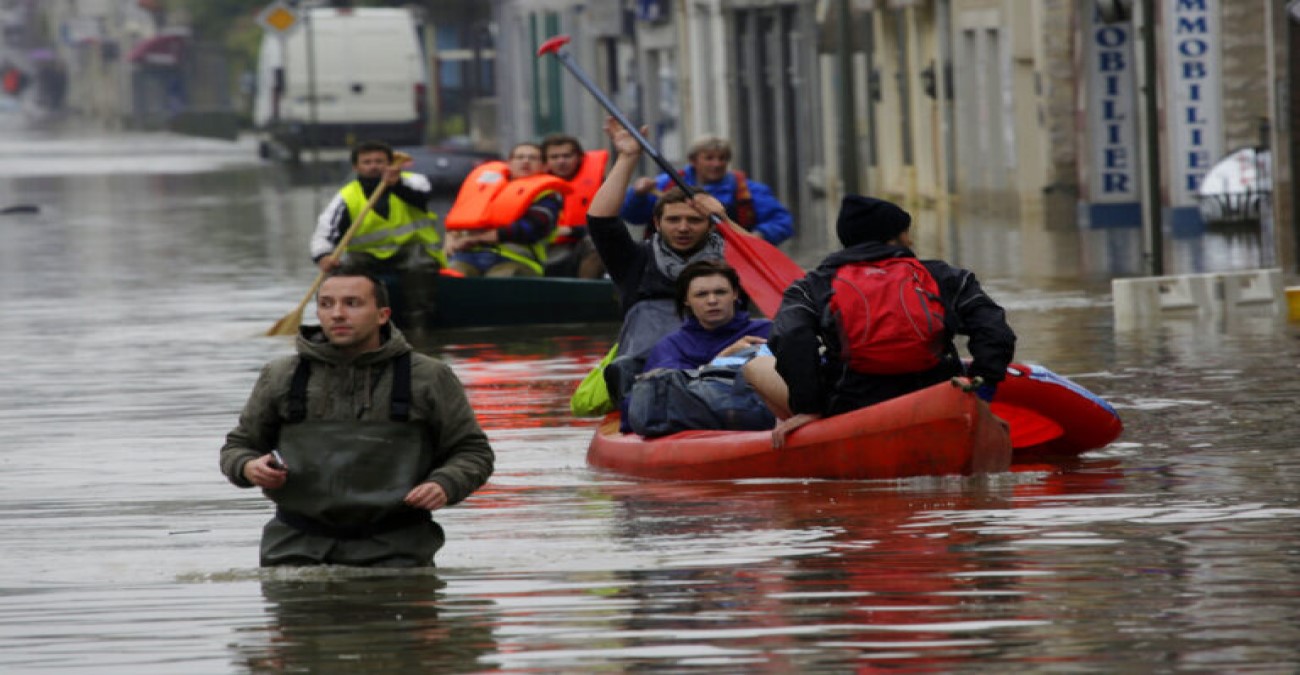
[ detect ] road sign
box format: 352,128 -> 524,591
256,1 -> 301,35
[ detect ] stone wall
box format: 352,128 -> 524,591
1219,0 -> 1270,151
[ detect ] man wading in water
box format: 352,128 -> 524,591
220,269 -> 494,567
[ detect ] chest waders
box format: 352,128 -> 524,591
270,353 -> 435,539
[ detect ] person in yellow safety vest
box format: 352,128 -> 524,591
541,133 -> 608,279
442,143 -> 567,277
310,140 -> 445,274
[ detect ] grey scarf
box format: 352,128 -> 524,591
650,230 -> 726,281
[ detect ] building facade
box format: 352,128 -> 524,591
487,0 -> 1297,275
18,0 -> 1293,274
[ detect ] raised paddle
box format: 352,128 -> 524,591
536,35 -> 804,317
266,151 -> 411,337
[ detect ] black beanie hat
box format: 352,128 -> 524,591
836,195 -> 912,247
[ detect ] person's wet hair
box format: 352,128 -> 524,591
321,267 -> 391,308
652,187 -> 695,223
686,135 -> 732,162
350,140 -> 393,166
541,133 -> 584,157
674,260 -> 740,318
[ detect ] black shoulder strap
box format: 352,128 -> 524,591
288,357 -> 311,423
288,353 -> 412,422
390,352 -> 412,422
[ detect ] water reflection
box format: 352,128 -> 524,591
467,469 -> 1137,671
3,126 -> 1300,673
430,328 -> 617,433
233,571 -> 496,673
908,204 -> 1282,281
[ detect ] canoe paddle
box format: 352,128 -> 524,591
266,151 -> 410,337
536,35 -> 804,317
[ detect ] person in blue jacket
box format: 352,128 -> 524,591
620,135 -> 794,245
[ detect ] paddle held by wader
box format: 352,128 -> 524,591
266,151 -> 411,337
536,35 -> 804,318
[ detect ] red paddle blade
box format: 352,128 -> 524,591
717,225 -> 805,317
989,402 -> 1066,449
537,35 -> 571,56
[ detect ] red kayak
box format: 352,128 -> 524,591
991,362 -> 1124,459
587,381 -> 1012,481
586,362 -> 1122,481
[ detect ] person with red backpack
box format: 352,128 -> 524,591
745,195 -> 1016,448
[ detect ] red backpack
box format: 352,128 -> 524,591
829,258 -> 947,374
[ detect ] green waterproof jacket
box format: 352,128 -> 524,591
220,325 -> 494,507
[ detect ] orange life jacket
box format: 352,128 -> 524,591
556,150 -> 608,227
445,161 -> 571,230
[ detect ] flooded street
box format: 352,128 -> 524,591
1,123 -> 1299,673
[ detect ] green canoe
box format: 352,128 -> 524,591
387,270 -> 623,329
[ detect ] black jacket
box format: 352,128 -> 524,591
769,242 -> 1016,416
587,214 -> 677,314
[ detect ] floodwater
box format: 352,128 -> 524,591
1,122 -> 1299,674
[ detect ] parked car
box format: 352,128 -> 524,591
396,141 -> 500,193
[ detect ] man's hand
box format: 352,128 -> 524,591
404,481 -> 449,511
456,229 -> 496,252
772,413 -> 821,449
442,231 -> 463,256
632,177 -> 656,195
243,454 -> 287,489
380,151 -> 413,186
951,376 -> 996,402
317,255 -> 342,273
603,116 -> 645,159
687,193 -> 728,222
688,193 -> 756,237
444,230 -> 495,254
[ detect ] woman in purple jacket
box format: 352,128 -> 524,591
641,260 -> 771,372
625,260 -> 775,436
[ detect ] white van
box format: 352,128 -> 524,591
253,6 -> 428,160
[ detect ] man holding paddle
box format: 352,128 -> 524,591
586,117 -> 739,401
309,140 -> 444,274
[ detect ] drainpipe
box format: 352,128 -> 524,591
836,0 -> 860,194
1136,0 -> 1164,275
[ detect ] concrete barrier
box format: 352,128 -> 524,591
1112,269 -> 1285,330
